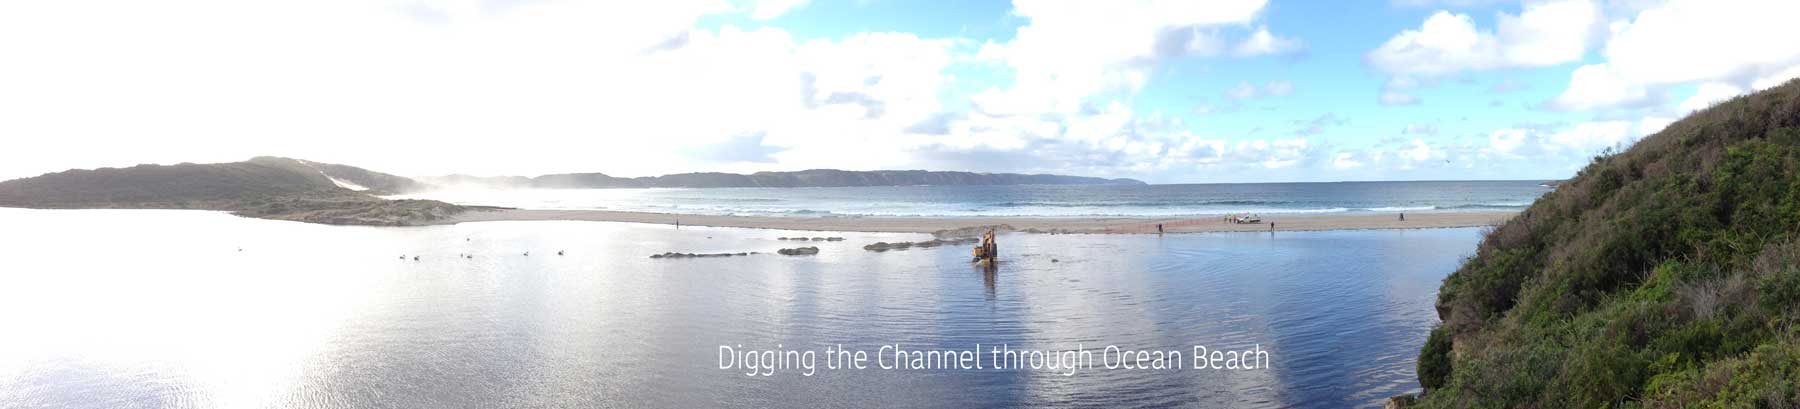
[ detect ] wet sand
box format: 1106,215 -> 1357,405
436,208 -> 1516,235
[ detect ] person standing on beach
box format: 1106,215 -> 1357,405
1399,212 -> 1405,221
1269,222 -> 1275,231
1157,224 -> 1163,235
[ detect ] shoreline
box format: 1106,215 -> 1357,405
434,208 -> 1518,235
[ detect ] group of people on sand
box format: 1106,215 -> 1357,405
1148,217 -> 1276,234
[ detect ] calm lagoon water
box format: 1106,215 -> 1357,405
0,208 -> 1480,408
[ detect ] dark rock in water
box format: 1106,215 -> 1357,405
780,236 -> 844,241
914,238 -> 971,248
649,252 -> 750,259
777,246 -> 819,256
862,237 -> 979,252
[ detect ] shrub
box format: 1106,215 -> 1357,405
1414,79 -> 1800,407
1418,325 -> 1453,391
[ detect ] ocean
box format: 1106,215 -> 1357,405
0,207 -> 1486,408
391,180 -> 1552,218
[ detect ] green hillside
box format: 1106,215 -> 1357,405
1405,79 -> 1800,407
0,157 -> 464,226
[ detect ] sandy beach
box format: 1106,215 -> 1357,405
436,208 -> 1517,235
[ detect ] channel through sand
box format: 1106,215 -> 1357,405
433,208 -> 1517,234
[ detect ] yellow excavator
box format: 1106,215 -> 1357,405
970,229 -> 997,264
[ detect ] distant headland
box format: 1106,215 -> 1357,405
0,157 -> 1144,225
0,156 -> 468,226
419,169 -> 1145,189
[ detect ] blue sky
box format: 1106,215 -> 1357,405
1,0 -> 1796,183
684,0 -> 1789,183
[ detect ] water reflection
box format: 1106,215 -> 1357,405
977,261 -> 999,300
0,208 -> 1480,408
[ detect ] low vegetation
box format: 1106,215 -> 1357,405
1409,79 -> 1800,407
0,156 -> 467,226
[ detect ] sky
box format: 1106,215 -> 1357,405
2,0 -> 1798,184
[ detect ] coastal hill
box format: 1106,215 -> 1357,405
421,169 -> 1146,189
0,156 -> 462,226
0,157 -> 1146,224
1402,79 -> 1800,407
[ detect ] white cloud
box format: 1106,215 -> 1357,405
1390,0 -> 1510,7
1235,26 -> 1302,56
0,0 -> 956,179
1402,123 -> 1439,135
1265,80 -> 1295,97
1234,138 -> 1313,169
1548,121 -> 1634,153
1637,116 -> 1675,136
1223,119 -> 1639,180
747,0 -> 810,19
0,0 -> 1350,184
1331,152 -> 1365,169
1485,120 -> 1636,159
1601,0 -> 1800,86
974,0 -> 1273,113
1225,82 -> 1261,100
1292,113 -> 1348,136
1676,82 -> 1745,114
1400,139 -> 1434,162
1548,0 -> 1800,111
1367,11 -> 1497,77
1494,0 -> 1600,66
0,0 -> 1660,184
1546,63 -> 1654,111
1752,66 -> 1800,90
1366,0 -> 1600,78
1488,128 -> 1532,156
1380,91 -> 1422,105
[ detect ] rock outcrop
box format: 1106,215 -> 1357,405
862,238 -> 979,251
779,236 -> 845,241
648,252 -> 753,259
776,247 -> 819,256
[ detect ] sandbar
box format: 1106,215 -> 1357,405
434,208 -> 1517,235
